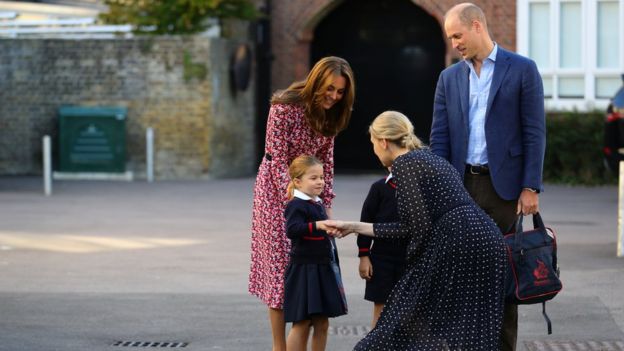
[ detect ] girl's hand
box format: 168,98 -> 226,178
324,220 -> 355,238
359,256 -> 373,280
316,220 -> 331,231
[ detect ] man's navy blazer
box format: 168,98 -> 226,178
430,46 -> 546,201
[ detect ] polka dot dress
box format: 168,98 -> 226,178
354,149 -> 506,351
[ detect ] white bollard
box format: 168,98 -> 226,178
146,127 -> 154,183
43,135 -> 52,196
619,161 -> 624,257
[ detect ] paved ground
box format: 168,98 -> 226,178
0,176 -> 623,351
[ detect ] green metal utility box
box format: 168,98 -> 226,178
58,106 -> 127,173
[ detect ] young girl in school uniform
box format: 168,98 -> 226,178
283,155 -> 348,351
357,169 -> 408,328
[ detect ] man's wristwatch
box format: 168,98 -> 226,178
523,187 -> 538,193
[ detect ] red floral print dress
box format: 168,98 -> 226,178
249,103 -> 336,309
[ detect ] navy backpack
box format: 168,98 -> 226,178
504,213 -> 562,334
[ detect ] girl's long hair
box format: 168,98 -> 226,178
286,155 -> 324,200
271,56 -> 355,137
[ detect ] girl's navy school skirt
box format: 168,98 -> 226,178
283,262 -> 347,323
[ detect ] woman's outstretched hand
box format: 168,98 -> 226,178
323,220 -> 374,238
324,220 -> 356,238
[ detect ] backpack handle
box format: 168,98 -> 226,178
513,212 -> 547,250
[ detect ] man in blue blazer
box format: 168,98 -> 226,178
430,3 -> 546,351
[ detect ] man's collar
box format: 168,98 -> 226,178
487,42 -> 498,62
464,42 -> 498,68
293,189 -> 322,203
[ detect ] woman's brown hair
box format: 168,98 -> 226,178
271,56 -> 355,137
286,155 -> 324,200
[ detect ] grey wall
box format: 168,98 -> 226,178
0,36 -> 255,179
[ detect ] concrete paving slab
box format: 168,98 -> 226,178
0,293 -> 373,351
0,176 -> 623,350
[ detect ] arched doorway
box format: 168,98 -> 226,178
311,0 -> 446,171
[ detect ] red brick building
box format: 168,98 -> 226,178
268,0 -> 515,89
255,0 -> 517,170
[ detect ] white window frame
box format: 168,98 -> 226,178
518,0 -> 624,111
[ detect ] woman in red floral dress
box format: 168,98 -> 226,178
249,56 -> 355,351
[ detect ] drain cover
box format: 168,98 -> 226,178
112,341 -> 189,348
525,340 -> 624,351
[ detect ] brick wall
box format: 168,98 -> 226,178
269,0 -> 516,90
0,36 -> 256,179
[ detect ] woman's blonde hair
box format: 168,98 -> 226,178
369,111 -> 423,150
286,155 -> 324,200
271,56 -> 355,137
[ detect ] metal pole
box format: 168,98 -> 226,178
619,161 -> 624,257
43,135 -> 52,196
146,128 -> 154,183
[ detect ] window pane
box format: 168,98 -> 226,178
560,2 -> 582,68
543,76 -> 553,98
529,3 -> 550,68
558,77 -> 584,98
596,77 -> 623,98
597,1 -> 620,68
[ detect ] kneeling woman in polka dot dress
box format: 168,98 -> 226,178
327,111 -> 507,351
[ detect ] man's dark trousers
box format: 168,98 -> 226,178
464,170 -> 518,351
